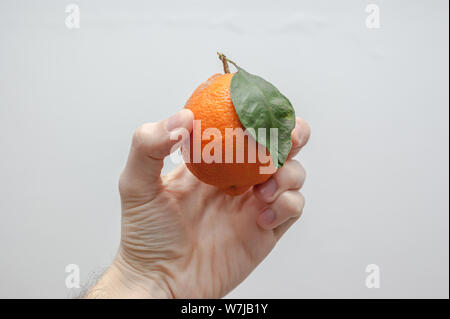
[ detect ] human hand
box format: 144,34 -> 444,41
86,109 -> 310,298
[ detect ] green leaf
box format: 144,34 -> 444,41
230,67 -> 296,168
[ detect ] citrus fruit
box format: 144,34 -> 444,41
181,53 -> 295,196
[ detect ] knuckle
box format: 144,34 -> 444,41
297,192 -> 305,210
297,163 -> 307,186
297,118 -> 311,146
132,123 -> 156,151
279,160 -> 306,189
118,171 -> 131,196
291,192 -> 305,218
291,159 -> 306,176
284,191 -> 305,217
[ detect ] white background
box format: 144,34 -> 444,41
0,0 -> 448,298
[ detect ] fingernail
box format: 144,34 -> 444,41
257,178 -> 277,200
166,110 -> 186,132
258,209 -> 276,226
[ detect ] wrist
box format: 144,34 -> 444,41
84,251 -> 173,299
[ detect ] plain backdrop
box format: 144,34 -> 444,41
0,0 -> 448,298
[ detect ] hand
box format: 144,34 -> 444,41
86,109 -> 310,298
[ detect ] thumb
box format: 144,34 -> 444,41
119,109 -> 194,199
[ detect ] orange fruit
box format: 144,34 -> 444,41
182,73 -> 275,196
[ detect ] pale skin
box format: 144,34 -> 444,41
85,109 -> 310,298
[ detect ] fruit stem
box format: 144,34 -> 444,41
217,52 -> 230,74
217,52 -> 239,73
